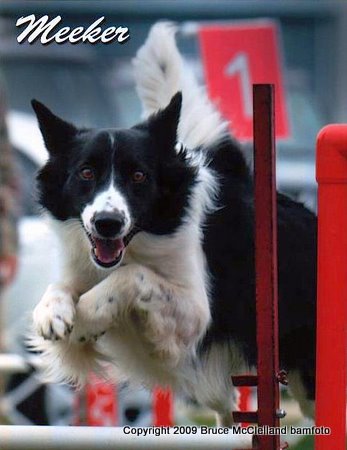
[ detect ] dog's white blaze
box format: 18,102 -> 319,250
108,131 -> 115,148
81,180 -> 131,233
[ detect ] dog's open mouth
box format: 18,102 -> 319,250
88,235 -> 125,268
83,224 -> 139,269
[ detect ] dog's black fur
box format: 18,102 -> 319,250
33,95 -> 197,235
202,140 -> 316,400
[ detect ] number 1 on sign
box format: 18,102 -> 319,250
225,52 -> 252,119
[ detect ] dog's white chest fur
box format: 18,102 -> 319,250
32,204 -> 245,417
32,216 -> 212,386
97,228 -> 211,382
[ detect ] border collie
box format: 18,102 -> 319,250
30,23 -> 316,425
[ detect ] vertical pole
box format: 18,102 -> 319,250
84,375 -> 118,426
153,387 -> 174,427
253,84 -> 280,450
315,125 -> 347,450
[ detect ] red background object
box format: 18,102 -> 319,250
153,387 -> 173,426
85,375 -> 118,426
239,386 -> 252,427
315,125 -> 347,450
199,22 -> 290,141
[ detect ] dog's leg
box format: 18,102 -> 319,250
214,385 -> 238,427
215,412 -> 234,427
288,370 -> 315,419
32,283 -> 77,340
74,263 -> 210,365
31,282 -> 108,385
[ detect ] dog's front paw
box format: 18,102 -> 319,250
73,285 -> 118,342
33,284 -> 75,340
71,265 -> 160,343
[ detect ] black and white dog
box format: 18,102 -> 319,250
30,23 -> 316,425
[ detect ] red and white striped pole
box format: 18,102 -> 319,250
73,375 -> 118,427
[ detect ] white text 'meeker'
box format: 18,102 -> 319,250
16,15 -> 130,45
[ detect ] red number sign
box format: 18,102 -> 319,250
199,21 -> 290,140
86,374 -> 118,426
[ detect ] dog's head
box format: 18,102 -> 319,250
32,93 -> 198,269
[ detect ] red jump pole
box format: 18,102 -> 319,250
315,125 -> 347,450
232,84 -> 287,450
153,387 -> 174,427
253,84 -> 281,450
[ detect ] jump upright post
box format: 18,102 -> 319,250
232,84 -> 287,450
253,84 -> 281,450
315,125 -> 347,450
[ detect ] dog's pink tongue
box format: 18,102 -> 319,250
94,238 -> 124,264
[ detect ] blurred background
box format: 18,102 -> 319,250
0,1 -> 346,448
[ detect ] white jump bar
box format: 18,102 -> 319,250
0,354 -> 29,374
0,354 -> 42,374
0,426 -> 251,450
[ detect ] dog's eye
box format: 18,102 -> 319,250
79,167 -> 94,181
132,171 -> 146,183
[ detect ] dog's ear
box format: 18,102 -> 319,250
31,99 -> 78,155
148,92 -> 182,151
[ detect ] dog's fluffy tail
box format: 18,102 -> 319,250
133,22 -> 229,149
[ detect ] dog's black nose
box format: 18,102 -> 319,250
94,212 -> 125,238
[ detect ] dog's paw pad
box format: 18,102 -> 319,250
75,330 -> 106,344
33,286 -> 75,341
